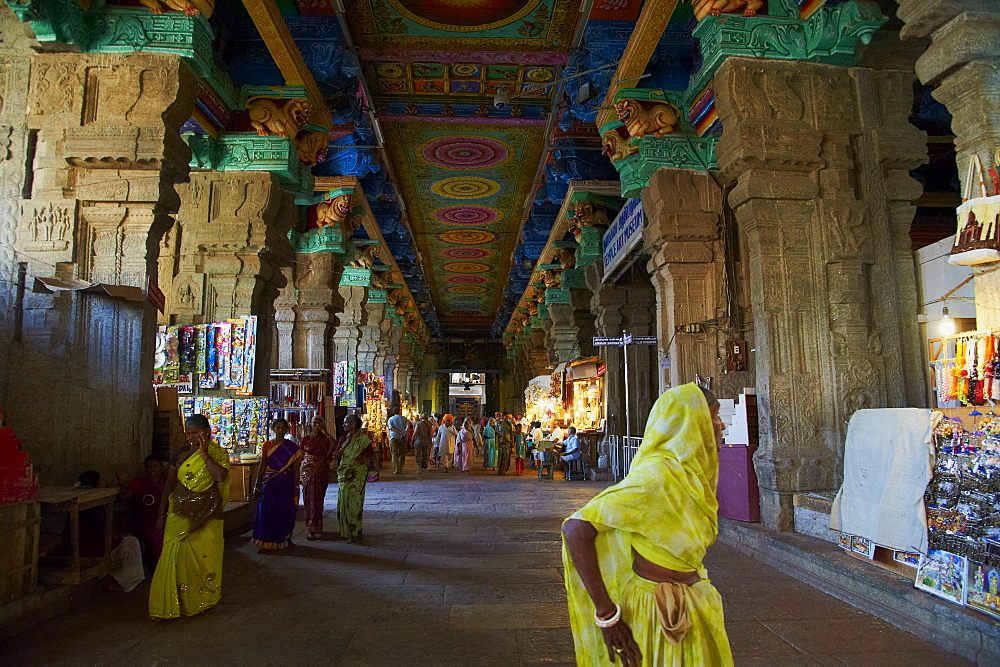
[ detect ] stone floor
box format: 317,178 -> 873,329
2,459 -> 971,665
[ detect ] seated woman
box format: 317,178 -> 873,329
119,455 -> 166,565
561,384 -> 732,666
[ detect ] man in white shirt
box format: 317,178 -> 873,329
559,426 -> 582,479
387,409 -> 410,475
550,423 -> 566,443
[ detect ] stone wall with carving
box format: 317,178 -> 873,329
4,50 -> 195,483
162,171 -> 294,392
714,57 -> 928,529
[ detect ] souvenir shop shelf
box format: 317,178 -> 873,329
565,358 -> 606,432
269,369 -> 329,440
179,396 -> 269,457
153,317 -> 259,395
928,329 -> 1000,408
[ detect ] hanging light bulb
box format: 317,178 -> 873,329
939,306 -> 956,336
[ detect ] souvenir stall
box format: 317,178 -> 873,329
564,358 -> 606,466
524,375 -> 557,425
269,369 -> 329,440
362,373 -> 388,460
153,316 -> 268,501
928,330 -> 1000,408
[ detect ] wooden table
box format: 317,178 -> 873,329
37,486 -> 120,585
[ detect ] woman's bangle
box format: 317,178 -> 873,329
595,603 -> 621,628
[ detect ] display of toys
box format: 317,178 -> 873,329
179,396 -> 268,456
154,317 -> 257,395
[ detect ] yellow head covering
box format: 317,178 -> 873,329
562,383 -> 722,661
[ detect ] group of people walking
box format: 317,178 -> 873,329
148,382 -> 733,667
397,411 -> 530,475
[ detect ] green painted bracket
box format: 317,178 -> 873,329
566,191 -> 625,218
537,303 -> 550,319
240,85 -> 309,108
289,226 -> 347,255
299,185 -> 357,207
340,267 -> 372,287
687,0 -> 887,101
187,132 -> 299,181
575,225 -> 604,268
553,240 -> 578,249
537,263 -> 561,271
545,288 -> 570,304
561,269 -> 586,290
614,133 -> 719,198
368,288 -> 388,303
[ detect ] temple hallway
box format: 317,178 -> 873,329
2,460 -> 969,665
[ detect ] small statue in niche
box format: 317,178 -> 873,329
315,194 -> 355,228
296,131 -> 328,165
247,97 -> 311,139
350,244 -> 380,269
614,98 -> 679,139
601,129 -> 638,162
139,0 -> 214,17
542,268 -> 562,289
553,247 -> 576,270
692,0 -> 763,21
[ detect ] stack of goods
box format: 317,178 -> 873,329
179,397 -> 269,457
0,411 -> 38,504
153,316 -> 258,394
918,413 -> 1000,617
269,380 -> 325,439
333,360 -> 357,407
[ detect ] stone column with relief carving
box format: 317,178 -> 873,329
714,57 -> 927,529
642,168 -> 727,393
896,0 -> 1000,329
164,172 -> 295,393
7,52 -> 195,482
621,282 -> 658,436
291,253 -> 344,369
584,262 -> 626,435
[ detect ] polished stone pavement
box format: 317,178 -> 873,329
2,459 -> 970,665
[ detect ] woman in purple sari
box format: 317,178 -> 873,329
252,419 -> 302,554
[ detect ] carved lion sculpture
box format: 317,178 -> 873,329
349,244 -> 380,269
693,0 -> 762,21
527,301 -> 539,317
139,0 -> 214,18
570,200 -> 611,243
247,97 -> 311,139
615,98 -> 679,139
315,194 -> 354,228
296,131 -> 328,165
553,247 -> 576,271
601,129 -> 638,162
542,268 -> 562,289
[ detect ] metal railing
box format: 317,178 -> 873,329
601,435 -> 644,480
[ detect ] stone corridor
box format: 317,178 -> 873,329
2,462 -> 969,665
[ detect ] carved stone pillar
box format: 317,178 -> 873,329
7,51 -> 195,482
358,297 -> 386,375
622,282 -> 658,436
332,285 -> 366,372
714,57 -> 927,529
166,172 -> 294,392
585,263 -> 627,435
897,0 -> 1000,329
273,267 -> 295,369
547,287 -> 596,364
642,169 -> 726,392
291,253 -> 343,369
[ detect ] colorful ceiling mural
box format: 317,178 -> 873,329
380,122 -> 546,330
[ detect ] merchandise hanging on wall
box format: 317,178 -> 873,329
928,330 -> 1000,408
179,396 -> 269,457
269,369 -> 329,440
333,360 -> 359,407
565,358 -> 605,431
153,317 -> 258,395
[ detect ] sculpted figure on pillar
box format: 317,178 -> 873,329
692,0 -> 761,21
542,268 -> 562,289
316,194 -> 355,228
553,247 -> 576,270
296,131 -> 328,166
350,244 -> 380,269
614,98 -> 680,139
247,97 -> 311,138
139,0 -> 215,17
601,128 -> 639,161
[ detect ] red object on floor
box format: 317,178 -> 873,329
717,444 -> 760,522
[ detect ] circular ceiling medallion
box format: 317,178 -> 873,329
445,275 -> 489,284
438,229 -> 498,245
439,247 -> 494,260
449,295 -> 483,302
434,205 -> 502,226
527,68 -> 554,82
443,262 -> 491,273
452,63 -> 479,77
383,80 -> 407,92
376,63 -> 405,79
385,0 -> 539,32
419,136 -> 512,170
431,176 -> 500,200
447,285 -> 489,294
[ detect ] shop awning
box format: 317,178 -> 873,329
32,277 -> 146,302
528,375 -> 551,388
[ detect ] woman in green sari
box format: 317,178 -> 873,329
149,413 -> 230,620
332,414 -> 372,543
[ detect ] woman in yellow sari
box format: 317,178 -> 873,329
149,413 -> 230,620
561,383 -> 732,666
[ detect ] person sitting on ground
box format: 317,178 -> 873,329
119,455 -> 167,565
561,384 -> 732,665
